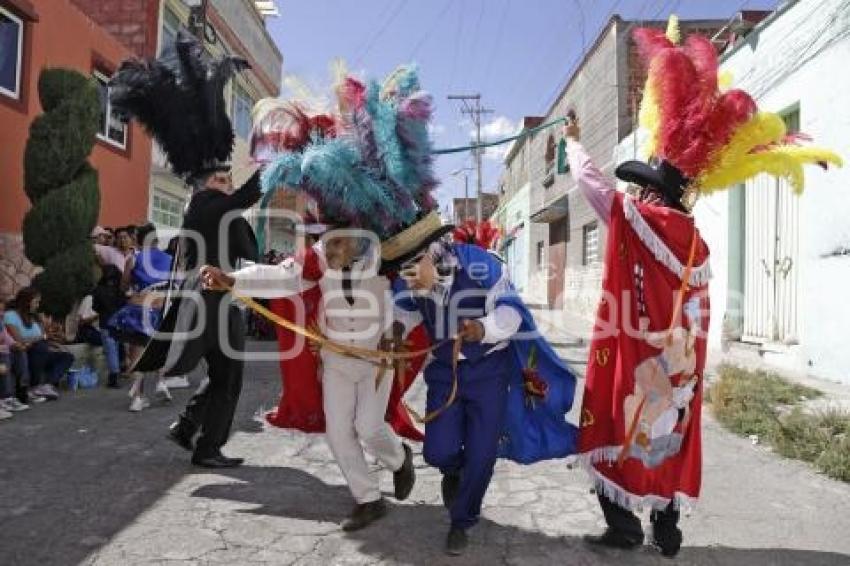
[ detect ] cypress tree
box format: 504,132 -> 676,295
22,68 -> 102,317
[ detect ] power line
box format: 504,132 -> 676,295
353,0 -> 409,67
407,0 -> 454,60
444,1 -> 465,96
465,0 -> 487,91
481,0 -> 510,94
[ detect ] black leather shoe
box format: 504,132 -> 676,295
191,453 -> 244,469
583,528 -> 643,550
167,422 -> 194,452
393,444 -> 415,501
445,528 -> 468,556
220,455 -> 245,466
341,499 -> 388,531
107,374 -> 121,389
650,538 -> 681,558
441,472 -> 461,508
650,528 -> 682,558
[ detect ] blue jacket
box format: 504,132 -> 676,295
395,243 -> 579,464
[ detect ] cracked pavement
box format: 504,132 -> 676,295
1,340 -> 849,565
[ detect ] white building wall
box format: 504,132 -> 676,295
695,0 -> 850,383
502,184 -> 532,294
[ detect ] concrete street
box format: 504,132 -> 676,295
1,337 -> 849,566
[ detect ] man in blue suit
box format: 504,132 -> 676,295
385,214 -> 578,556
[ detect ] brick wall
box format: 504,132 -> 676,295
70,0 -> 160,58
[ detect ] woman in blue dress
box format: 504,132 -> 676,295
107,224 -> 174,411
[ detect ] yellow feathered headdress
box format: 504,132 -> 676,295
634,16 -> 842,197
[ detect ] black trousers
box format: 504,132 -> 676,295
178,303 -> 246,458
597,491 -> 682,550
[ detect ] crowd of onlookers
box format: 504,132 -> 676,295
0,223 -> 186,421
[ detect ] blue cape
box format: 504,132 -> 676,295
398,243 -> 579,464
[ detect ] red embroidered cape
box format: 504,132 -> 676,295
264,248 -> 425,441
578,193 -> 711,511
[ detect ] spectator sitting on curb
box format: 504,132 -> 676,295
4,287 -> 74,402
0,299 -> 34,410
74,291 -> 102,348
0,298 -> 31,417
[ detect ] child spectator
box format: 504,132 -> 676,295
0,299 -> 33,409
93,265 -> 126,388
74,292 -> 102,347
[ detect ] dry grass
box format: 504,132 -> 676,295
708,365 -> 850,482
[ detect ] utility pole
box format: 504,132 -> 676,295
451,167 -> 473,222
448,94 -> 493,221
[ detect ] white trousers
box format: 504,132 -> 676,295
322,354 -> 405,504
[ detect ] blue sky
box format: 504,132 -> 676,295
266,0 -> 779,214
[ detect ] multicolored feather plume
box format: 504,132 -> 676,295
634,17 -> 842,194
251,63 -> 438,238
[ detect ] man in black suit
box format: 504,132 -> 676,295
135,166 -> 261,468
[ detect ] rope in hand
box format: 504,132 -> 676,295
617,227 -> 699,468
226,284 -> 463,424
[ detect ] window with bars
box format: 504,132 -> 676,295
152,190 -> 184,228
232,83 -> 254,140
582,221 -> 600,266
160,5 -> 181,54
0,5 -> 23,100
93,70 -> 128,149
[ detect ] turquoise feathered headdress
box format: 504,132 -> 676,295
252,64 -> 438,239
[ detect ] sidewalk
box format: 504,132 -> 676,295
528,302 -> 850,406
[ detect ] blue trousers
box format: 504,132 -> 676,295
27,340 -> 74,387
99,329 -> 121,374
423,349 -> 510,529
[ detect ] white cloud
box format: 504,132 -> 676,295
428,123 -> 447,137
467,115 -> 519,162
478,115 -> 518,141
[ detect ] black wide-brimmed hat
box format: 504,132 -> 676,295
615,159 -> 692,213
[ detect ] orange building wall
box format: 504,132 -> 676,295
0,0 -> 153,235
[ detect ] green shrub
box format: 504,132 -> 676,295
22,166 -> 99,266
32,243 -> 97,318
22,67 -> 101,317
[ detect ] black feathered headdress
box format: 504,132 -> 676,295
109,31 -> 250,179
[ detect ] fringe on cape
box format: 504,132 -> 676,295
578,448 -> 697,514
623,196 -> 712,287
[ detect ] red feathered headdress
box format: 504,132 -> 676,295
452,219 -> 500,251
634,16 -> 841,195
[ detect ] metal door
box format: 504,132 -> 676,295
547,218 -> 568,309
742,175 -> 800,344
